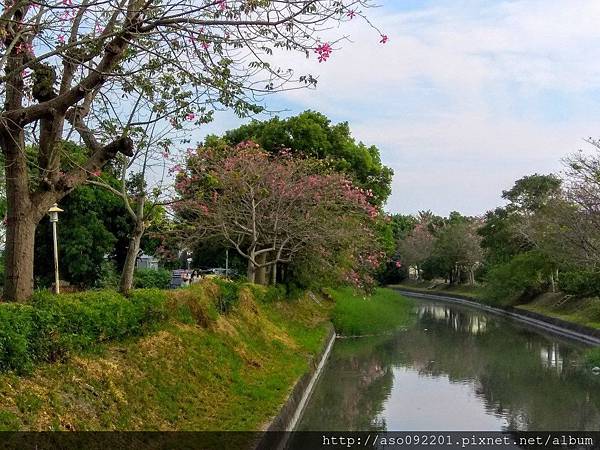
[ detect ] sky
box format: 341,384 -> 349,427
194,0 -> 600,217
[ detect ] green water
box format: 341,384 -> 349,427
297,300 -> 600,431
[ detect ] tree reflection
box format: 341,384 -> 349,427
298,301 -> 600,431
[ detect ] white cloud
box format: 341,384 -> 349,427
262,0 -> 600,215
189,1 -> 600,216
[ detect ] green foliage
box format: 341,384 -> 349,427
212,278 -> 241,313
34,178 -> 133,288
222,110 -> 393,206
482,252 -> 552,306
95,261 -> 120,289
559,270 -> 600,297
329,287 -> 414,336
502,173 -> 562,212
133,269 -> 171,289
0,285 -> 331,432
245,283 -> 288,304
584,347 -> 600,367
0,289 -> 168,374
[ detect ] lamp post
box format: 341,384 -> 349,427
48,203 -> 63,294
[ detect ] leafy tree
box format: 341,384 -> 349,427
479,174 -> 562,268
221,111 -> 393,206
175,142 -> 381,288
34,180 -> 133,288
482,251 -> 553,305
502,173 -> 562,213
397,222 -> 435,280
429,219 -> 483,284
0,0 -> 385,301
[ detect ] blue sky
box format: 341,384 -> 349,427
194,0 -> 600,216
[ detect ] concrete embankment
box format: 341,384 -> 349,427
393,287 -> 600,346
258,324 -> 336,449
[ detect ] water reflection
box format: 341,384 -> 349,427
297,300 -> 600,431
417,304 -> 489,335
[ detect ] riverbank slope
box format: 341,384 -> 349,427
0,283 -> 415,432
0,282 -> 332,431
392,281 -> 600,331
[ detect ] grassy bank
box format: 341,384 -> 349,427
393,281 -> 600,330
515,293 -> 600,330
0,281 -> 332,431
328,287 -> 414,336
390,280 -> 484,300
393,280 -> 600,366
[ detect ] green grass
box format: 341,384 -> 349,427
390,280 -> 484,299
328,287 -> 414,336
0,282 -> 332,432
516,294 -> 600,330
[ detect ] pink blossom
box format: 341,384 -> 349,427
201,42 -> 210,50
92,169 -> 101,177
314,42 -> 332,63
169,164 -> 182,174
347,10 -> 356,19
185,113 -> 196,121
217,0 -> 227,11
379,34 -> 389,44
58,34 -> 65,44
395,261 -> 402,268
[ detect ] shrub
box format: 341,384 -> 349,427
245,283 -> 288,303
133,268 -> 171,289
96,260 -> 120,289
482,252 -> 552,306
584,347 -> 600,368
166,285 -> 219,327
212,278 -> 240,313
0,289 -> 169,374
559,270 -> 600,297
0,304 -> 35,372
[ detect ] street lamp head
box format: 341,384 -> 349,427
48,203 -> 64,223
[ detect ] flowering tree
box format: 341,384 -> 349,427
174,142 -> 379,285
0,0 -> 386,300
397,222 -> 435,280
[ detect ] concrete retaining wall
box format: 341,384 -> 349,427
257,323 -> 336,449
394,287 -> 600,346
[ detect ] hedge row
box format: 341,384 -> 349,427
0,289 -> 169,374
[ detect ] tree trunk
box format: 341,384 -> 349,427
247,256 -> 256,283
2,128 -> 38,301
255,253 -> 267,285
271,262 -> 277,285
4,212 -> 37,302
120,221 -> 144,294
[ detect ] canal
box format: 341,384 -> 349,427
296,298 -> 600,431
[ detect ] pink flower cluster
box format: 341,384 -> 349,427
315,43 -> 332,63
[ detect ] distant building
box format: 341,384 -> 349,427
137,253 -> 159,270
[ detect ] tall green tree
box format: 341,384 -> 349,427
222,111 -> 393,206
34,179 -> 133,288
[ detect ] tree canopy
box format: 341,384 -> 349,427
219,110 -> 393,206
